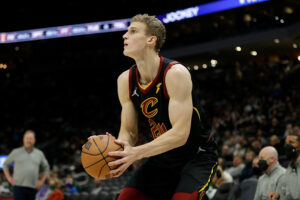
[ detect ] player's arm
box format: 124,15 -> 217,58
132,64 -> 193,158
117,70 -> 138,146
109,64 -> 193,176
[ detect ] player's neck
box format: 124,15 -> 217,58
135,53 -> 160,84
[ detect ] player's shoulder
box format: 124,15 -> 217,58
166,63 -> 191,81
118,69 -> 130,83
117,69 -> 130,92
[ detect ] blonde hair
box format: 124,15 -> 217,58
132,14 -> 166,52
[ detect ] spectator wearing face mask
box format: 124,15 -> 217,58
253,146 -> 286,200
228,156 -> 262,200
268,133 -> 300,200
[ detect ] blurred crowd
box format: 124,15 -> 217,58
0,53 -> 299,199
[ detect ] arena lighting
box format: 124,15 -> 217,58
202,64 -> 208,69
193,65 -> 199,70
210,59 -> 218,67
284,7 -> 294,14
235,46 -> 242,51
274,39 -> 280,44
0,64 -> 8,69
0,0 -> 270,44
0,18 -> 131,44
293,43 -> 298,48
298,56 -> 300,62
250,51 -> 258,56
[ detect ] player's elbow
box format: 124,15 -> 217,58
176,130 -> 190,147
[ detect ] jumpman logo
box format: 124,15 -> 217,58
132,87 -> 139,97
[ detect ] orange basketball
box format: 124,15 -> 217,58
81,134 -> 123,180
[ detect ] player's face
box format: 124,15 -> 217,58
123,22 -> 150,58
23,132 -> 35,149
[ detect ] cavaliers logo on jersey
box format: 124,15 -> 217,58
140,97 -> 158,118
156,83 -> 162,94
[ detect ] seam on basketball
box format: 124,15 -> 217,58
92,137 -> 112,170
84,157 -> 106,169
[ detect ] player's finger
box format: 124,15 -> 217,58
108,157 -> 125,167
114,139 -> 127,146
112,171 -> 123,178
105,132 -> 112,136
108,150 -> 125,157
110,165 -> 125,176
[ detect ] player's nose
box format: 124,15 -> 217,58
122,32 -> 128,40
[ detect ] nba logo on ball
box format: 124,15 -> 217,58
84,141 -> 92,150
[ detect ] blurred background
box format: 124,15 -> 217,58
0,0 -> 299,199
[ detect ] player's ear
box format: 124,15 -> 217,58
147,36 -> 157,46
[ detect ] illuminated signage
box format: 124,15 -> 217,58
0,0 -> 270,44
158,0 -> 270,24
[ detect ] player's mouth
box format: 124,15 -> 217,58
124,43 -> 128,47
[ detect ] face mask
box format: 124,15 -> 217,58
66,182 -> 72,188
253,166 -> 263,176
50,185 -> 56,190
284,144 -> 298,160
258,159 -> 269,172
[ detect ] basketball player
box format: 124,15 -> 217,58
90,14 -> 218,200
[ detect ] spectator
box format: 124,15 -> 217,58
283,123 -> 293,138
221,145 -> 233,163
45,177 -> 64,200
253,146 -> 286,200
251,139 -> 263,155
229,156 -> 261,200
63,174 -> 78,194
270,135 -> 284,156
3,130 -> 50,200
268,133 -> 300,200
225,154 -> 245,180
293,123 -> 300,135
36,176 -> 63,200
239,148 -> 256,182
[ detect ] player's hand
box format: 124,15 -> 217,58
8,177 -> 16,185
268,192 -> 280,200
108,139 -> 137,178
35,180 -> 44,189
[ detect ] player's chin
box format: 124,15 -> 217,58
123,50 -> 131,57
123,50 -> 135,58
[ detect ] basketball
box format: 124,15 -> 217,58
81,134 -> 123,180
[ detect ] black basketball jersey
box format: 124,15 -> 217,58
128,56 -> 216,167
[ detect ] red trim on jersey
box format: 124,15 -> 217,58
163,61 -> 179,99
129,67 -> 133,100
117,187 -> 152,200
206,134 -> 212,143
136,56 -> 164,94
